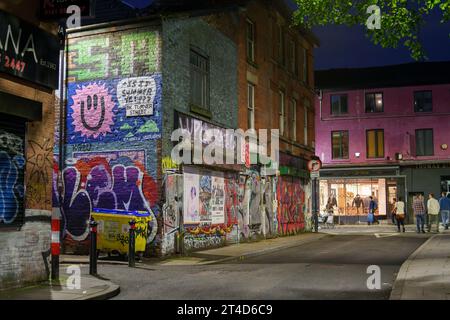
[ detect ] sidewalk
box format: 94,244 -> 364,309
390,233 -> 450,300
61,232 -> 328,267
0,267 -> 120,300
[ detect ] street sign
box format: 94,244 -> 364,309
310,171 -> 320,179
307,159 -> 322,172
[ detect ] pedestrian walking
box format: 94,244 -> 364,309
439,192 -> 450,230
367,196 -> 377,225
390,198 -> 397,225
427,193 -> 440,233
413,194 -> 426,233
394,197 -> 406,232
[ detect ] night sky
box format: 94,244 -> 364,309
124,0 -> 450,70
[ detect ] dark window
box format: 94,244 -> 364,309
414,91 -> 432,112
190,49 -> 210,111
332,131 -> 349,159
416,129 -> 434,156
246,19 -> 255,62
365,92 -> 384,113
367,129 -> 384,158
331,94 -> 348,115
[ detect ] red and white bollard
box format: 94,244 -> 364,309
51,207 -> 61,280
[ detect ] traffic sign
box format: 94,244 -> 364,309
307,159 -> 322,172
310,171 -> 320,179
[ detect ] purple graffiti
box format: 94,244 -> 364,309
60,162 -> 155,241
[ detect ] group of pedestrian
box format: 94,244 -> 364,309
391,192 -> 450,233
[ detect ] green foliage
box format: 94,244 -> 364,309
292,0 -> 450,60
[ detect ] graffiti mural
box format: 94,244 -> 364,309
277,177 -> 306,235
54,155 -> 159,243
67,75 -> 162,144
0,131 -> 25,225
69,30 -> 160,82
26,139 -> 53,208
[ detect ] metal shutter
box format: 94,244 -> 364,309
0,113 -> 26,227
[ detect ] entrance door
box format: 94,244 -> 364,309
0,113 -> 26,227
441,176 -> 450,196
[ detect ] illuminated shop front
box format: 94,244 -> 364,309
318,167 -> 406,224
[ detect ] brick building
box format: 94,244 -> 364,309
0,1 -> 59,289
315,62 -> 450,224
57,0 -> 319,256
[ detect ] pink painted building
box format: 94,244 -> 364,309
314,62 -> 450,224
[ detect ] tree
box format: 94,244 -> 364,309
292,0 -> 450,60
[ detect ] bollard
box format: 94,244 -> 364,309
89,218 -> 98,275
128,220 -> 136,267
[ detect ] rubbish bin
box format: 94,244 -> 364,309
91,209 -> 152,256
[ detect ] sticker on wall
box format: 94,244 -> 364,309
117,77 -> 157,117
67,74 -> 162,144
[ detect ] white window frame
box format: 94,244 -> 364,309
279,91 -> 285,136
247,83 -> 255,130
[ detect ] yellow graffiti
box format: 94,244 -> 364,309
162,156 -> 179,172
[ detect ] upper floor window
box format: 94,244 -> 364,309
365,92 -> 384,113
291,98 -> 297,141
416,129 -> 434,156
279,91 -> 285,136
190,49 -> 210,111
366,129 -> 384,158
247,83 -> 255,129
302,47 -> 308,84
304,99 -> 311,146
332,130 -> 349,159
278,25 -> 285,65
289,40 -> 297,75
331,94 -> 348,115
414,91 -> 432,112
246,19 -> 255,63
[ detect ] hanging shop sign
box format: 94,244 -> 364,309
39,0 -> 93,20
0,10 -> 59,89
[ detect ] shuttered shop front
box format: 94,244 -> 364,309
0,113 -> 26,227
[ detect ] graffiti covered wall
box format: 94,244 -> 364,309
277,176 -> 308,235
57,26 -> 163,252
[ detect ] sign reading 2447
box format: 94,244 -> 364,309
0,10 -> 59,89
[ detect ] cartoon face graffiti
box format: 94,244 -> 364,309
71,83 -> 115,139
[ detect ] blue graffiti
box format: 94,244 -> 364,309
0,151 -> 25,224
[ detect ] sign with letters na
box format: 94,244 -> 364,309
0,10 -> 59,89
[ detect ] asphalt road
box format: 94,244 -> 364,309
94,234 -> 428,300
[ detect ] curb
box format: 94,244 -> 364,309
199,233 -> 329,265
389,234 -> 437,300
84,283 -> 121,300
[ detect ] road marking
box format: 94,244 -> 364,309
374,233 -> 399,238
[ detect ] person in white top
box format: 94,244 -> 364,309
394,197 -> 406,232
427,193 -> 440,233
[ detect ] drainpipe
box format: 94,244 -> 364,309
53,24 -> 67,281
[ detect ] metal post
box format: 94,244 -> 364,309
51,208 -> 61,281
89,218 -> 98,275
128,220 -> 136,267
312,178 -> 319,232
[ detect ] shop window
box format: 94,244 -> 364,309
414,91 -> 432,112
332,131 -> 349,159
365,92 -> 384,113
367,129 -> 384,158
331,94 -> 348,115
415,129 -> 434,156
